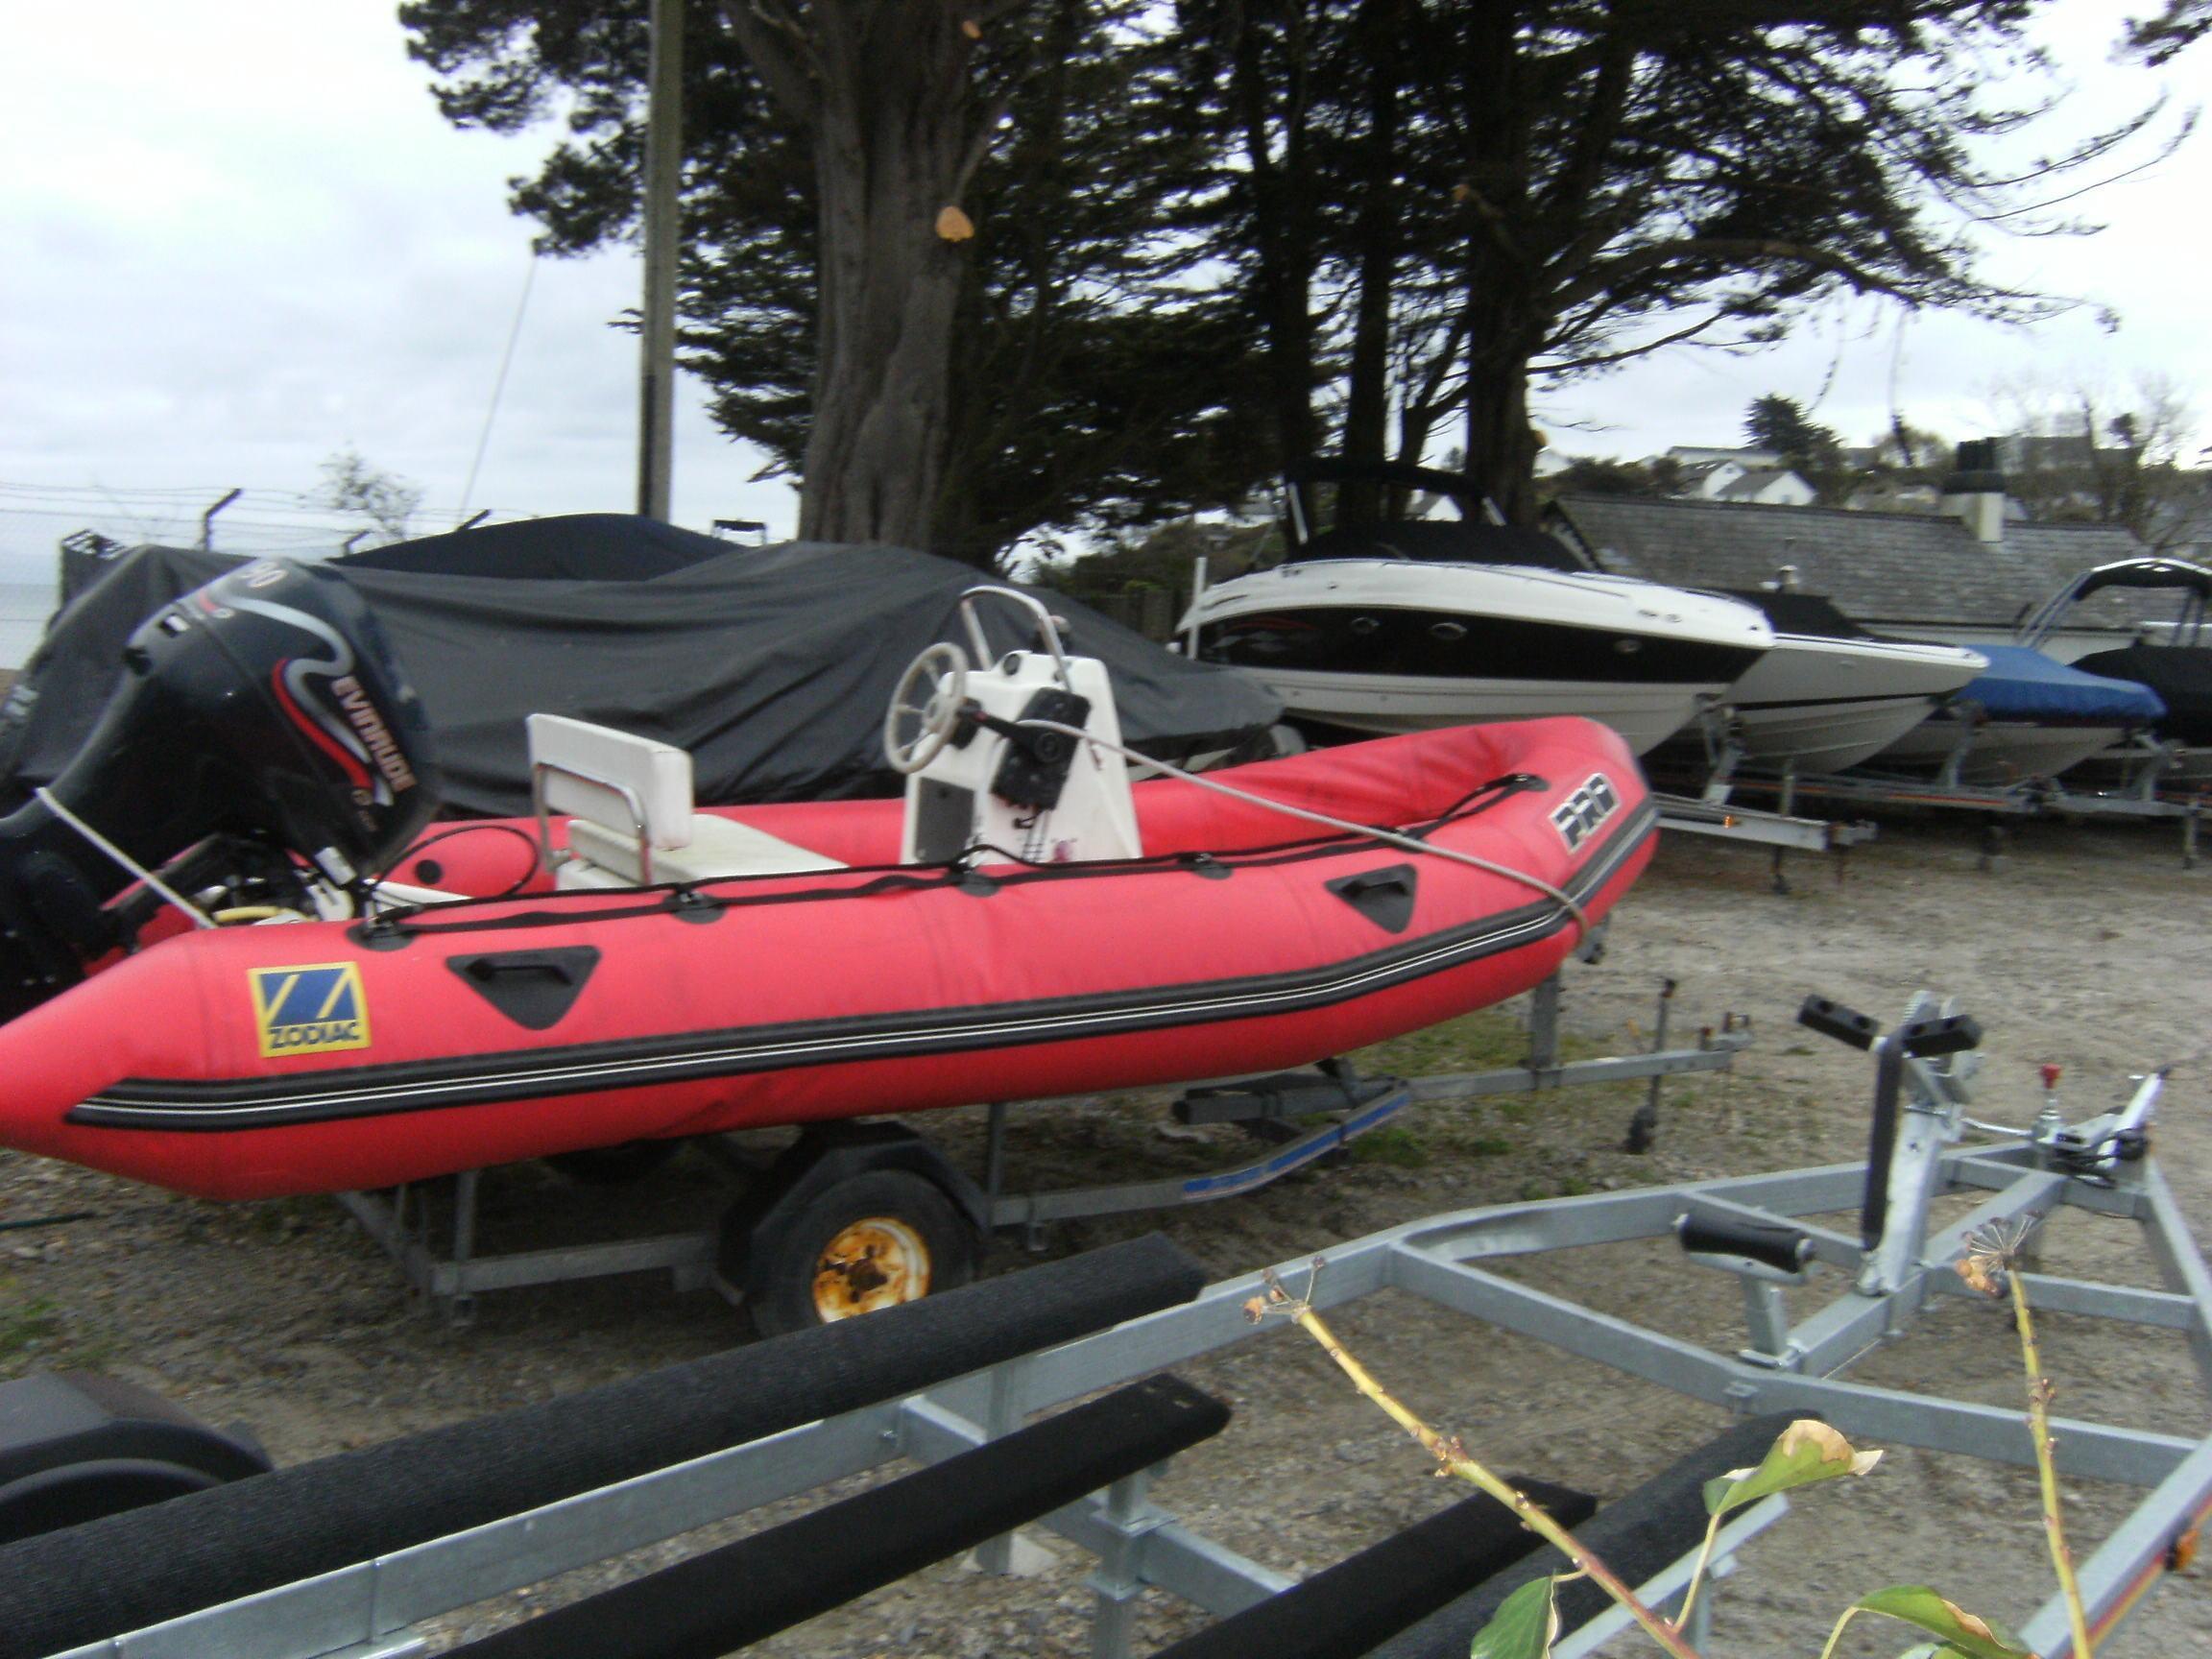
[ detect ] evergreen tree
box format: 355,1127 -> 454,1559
403,1 -> 2174,548
2128,0 -> 2211,63
403,0 -> 1266,566
1745,396 -> 1842,469
1178,1 -> 2169,521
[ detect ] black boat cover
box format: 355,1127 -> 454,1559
1722,589 -> 1876,641
2067,643 -> 2212,744
0,517 -> 1281,817
1283,458 -> 1586,573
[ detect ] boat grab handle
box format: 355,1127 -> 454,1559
956,585 -> 1074,689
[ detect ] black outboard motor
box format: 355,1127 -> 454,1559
0,560 -> 440,1022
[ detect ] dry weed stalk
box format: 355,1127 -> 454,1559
1255,1256 -> 2037,1659
1960,1215 -> 2095,1658
1248,1261 -> 1704,1658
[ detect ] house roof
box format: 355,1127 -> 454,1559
1546,494 -> 2163,635
1711,468 -> 1805,502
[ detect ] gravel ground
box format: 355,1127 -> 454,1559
3,807 -> 2209,1657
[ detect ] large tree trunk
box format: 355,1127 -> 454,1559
1230,0 -> 1320,476
721,3 -> 984,551
803,9 -> 974,547
1334,0 -> 1404,530
1452,5 -> 1542,524
1461,328 -> 1542,524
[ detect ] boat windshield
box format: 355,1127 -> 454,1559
1281,461 -> 1584,572
1722,589 -> 1877,641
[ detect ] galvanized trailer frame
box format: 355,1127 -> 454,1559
58,992 -> 2212,1659
1656,709 -> 2208,875
1670,724 -> 2206,868
336,960 -> 1750,1322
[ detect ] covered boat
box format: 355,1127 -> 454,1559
0,565 -> 1654,1205
2019,558 -> 2212,782
1866,644 -> 2167,782
1180,461 -> 1773,756
0,517 -> 1281,816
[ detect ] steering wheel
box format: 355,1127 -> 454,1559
884,641 -> 972,775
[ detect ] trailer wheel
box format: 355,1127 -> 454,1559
743,1170 -> 974,1336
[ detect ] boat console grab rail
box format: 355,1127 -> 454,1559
957,584 -> 1075,689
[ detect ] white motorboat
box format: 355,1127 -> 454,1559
1181,463 -> 1773,757
1710,590 -> 1988,775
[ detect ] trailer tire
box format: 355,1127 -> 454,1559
743,1170 -> 974,1336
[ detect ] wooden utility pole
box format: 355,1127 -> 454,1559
637,0 -> 684,520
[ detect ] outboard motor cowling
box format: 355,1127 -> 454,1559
0,560 -> 439,1022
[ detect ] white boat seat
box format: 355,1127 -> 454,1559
526,713 -> 845,889
562,814 -> 845,887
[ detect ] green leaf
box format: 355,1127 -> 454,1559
1852,1586 -> 2033,1659
1702,1419 -> 1883,1518
1469,1575 -> 1559,1659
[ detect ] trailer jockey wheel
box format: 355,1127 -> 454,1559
884,642 -> 971,775
746,1170 -> 975,1336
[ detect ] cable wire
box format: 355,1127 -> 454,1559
461,249 -> 540,519
1014,719 -> 1592,941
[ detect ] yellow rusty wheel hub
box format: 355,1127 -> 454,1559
811,1215 -> 933,1321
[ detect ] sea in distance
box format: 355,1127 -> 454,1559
0,581 -> 59,671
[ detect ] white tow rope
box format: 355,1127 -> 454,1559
34,786 -> 217,930
1012,720 -> 1591,943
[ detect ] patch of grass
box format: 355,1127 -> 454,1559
1358,1008 -> 1531,1076
1349,1127 -> 1430,1168
1463,1135 -> 1514,1159
244,1196 -> 325,1241
0,1289 -> 62,1361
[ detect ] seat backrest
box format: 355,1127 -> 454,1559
526,714 -> 695,874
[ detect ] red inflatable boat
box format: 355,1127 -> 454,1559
0,717 -> 1649,1201
0,565 -> 1654,1203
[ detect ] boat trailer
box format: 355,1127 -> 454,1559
1665,722 -> 2205,870
7,989 -> 2207,1658
334,950 -> 1750,1326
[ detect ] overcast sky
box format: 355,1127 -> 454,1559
3,1 -> 2204,586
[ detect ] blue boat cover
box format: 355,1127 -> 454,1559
1961,645 -> 2166,723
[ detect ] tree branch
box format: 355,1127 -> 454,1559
1553,235 -> 1915,313
1538,311 -> 1730,376
716,0 -> 821,127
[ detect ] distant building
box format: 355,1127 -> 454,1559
1841,477 -> 1942,516
1666,445 -> 1782,469
1647,446 -> 1815,507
